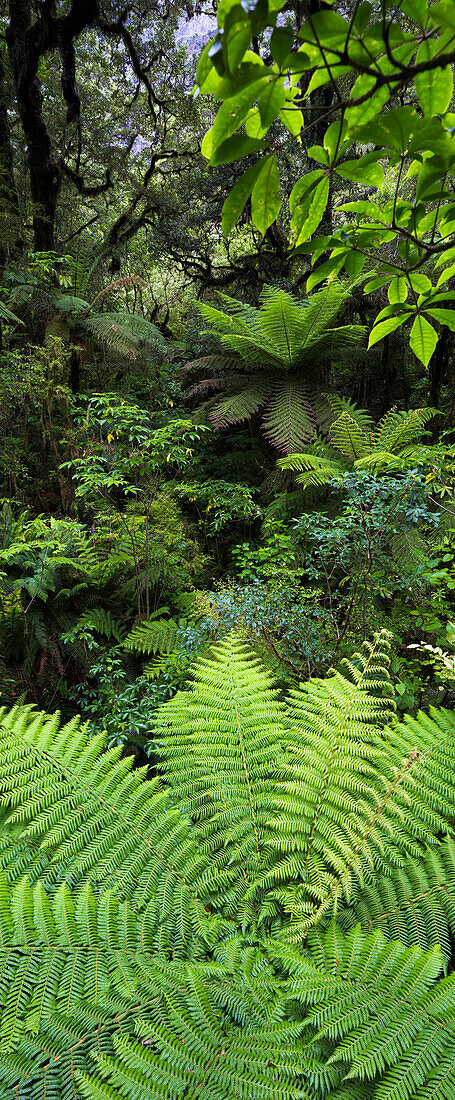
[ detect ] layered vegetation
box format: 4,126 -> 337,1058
2,0 -> 455,1096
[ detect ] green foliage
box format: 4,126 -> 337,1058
197,0 -> 455,363
123,610 -> 184,655
186,282 -> 365,453
0,503 -> 97,691
6,270 -> 169,360
1,635 -> 455,1096
280,401 -> 438,489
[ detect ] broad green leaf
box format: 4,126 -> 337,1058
270,27 -> 293,67
426,308 -> 455,330
299,10 -> 349,43
196,42 -> 215,92
363,276 -> 392,293
434,245 -> 455,269
245,107 -> 268,138
217,0 -> 244,27
306,63 -> 350,95
349,105 -> 416,151
209,133 -> 268,166
345,76 -> 391,130
290,175 -> 329,246
282,48 -> 313,74
201,77 -> 269,159
388,277 -> 408,304
437,262 -> 455,285
415,39 -> 454,116
222,159 -> 264,235
401,0 -> 428,28
375,303 -> 413,323
336,152 -> 384,189
307,145 -> 330,166
408,273 -> 432,295
306,253 -> 346,291
430,0 -> 455,30
368,315 -> 408,347
410,314 -> 438,366
257,77 -> 286,129
344,251 -> 365,279
324,120 -> 348,159
224,12 -> 252,73
290,169 -> 325,216
251,154 -> 281,235
416,155 -> 454,200
353,1 -> 373,34
278,105 -> 303,137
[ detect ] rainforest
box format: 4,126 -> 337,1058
2,1 -> 455,1097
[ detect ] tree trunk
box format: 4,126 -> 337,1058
0,50 -> 21,260
7,0 -> 60,251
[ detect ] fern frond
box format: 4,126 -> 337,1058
329,412 -> 372,459
75,609 -> 124,641
210,380 -> 270,428
262,636 -> 455,936
279,447 -> 346,488
375,407 -> 438,451
0,299 -> 23,325
0,706 -> 211,948
154,634 -> 287,909
81,312 -> 168,359
123,616 -> 181,655
261,377 -> 315,454
324,395 -> 375,434
337,837 -> 455,965
289,924 -> 455,1100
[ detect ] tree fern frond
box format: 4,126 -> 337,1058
329,412 -> 372,460
0,706 -> 212,946
154,634 -> 287,898
296,924 -> 455,1100
123,616 -> 181,655
0,299 -> 23,325
261,378 -> 315,454
262,637 -> 455,936
75,609 -> 124,642
2,637 -> 455,1097
279,448 -> 346,488
374,407 -> 438,451
82,312 -> 167,360
337,838 -> 455,965
324,395 -> 375,434
180,353 -> 242,377
185,377 -> 226,399
210,380 -> 270,428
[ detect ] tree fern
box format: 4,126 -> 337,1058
1,633 -> 455,1097
186,282 -> 366,453
123,613 -> 182,656
281,402 -> 438,488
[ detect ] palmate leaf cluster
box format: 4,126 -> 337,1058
185,282 -> 365,454
1,633 -> 455,1096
